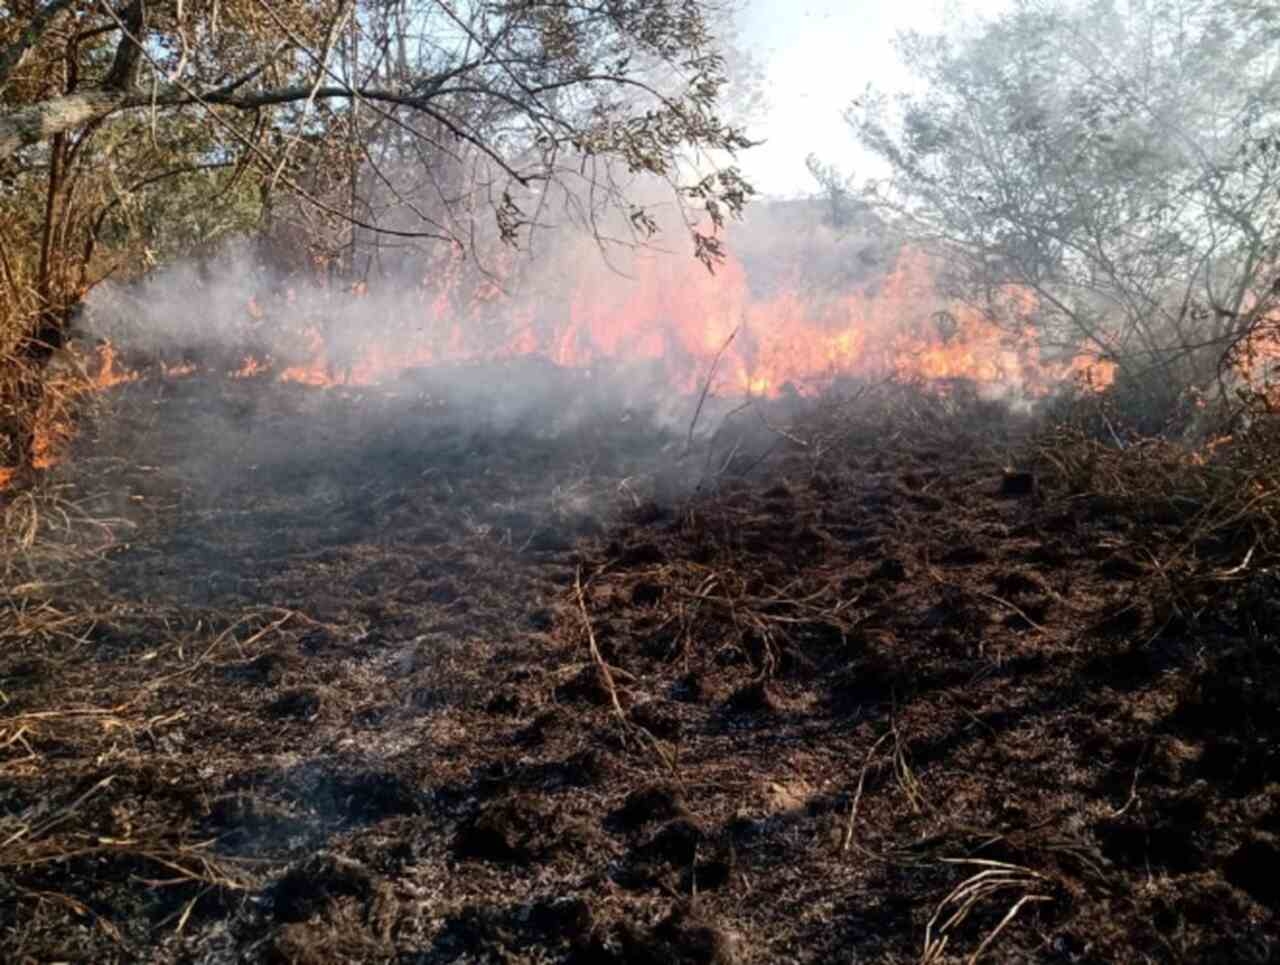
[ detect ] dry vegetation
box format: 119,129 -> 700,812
2,368 -> 1277,963
4,3 -> 1280,962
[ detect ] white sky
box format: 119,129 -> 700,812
736,0 -> 1009,197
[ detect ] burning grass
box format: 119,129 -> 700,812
1,368 -> 1278,962
81,242 -> 1117,405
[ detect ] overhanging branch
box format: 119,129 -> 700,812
0,82 -> 459,161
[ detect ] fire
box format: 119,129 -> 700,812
1235,319 -> 1280,409
130,247 -> 1128,399
4,243 -> 1126,487
8,342 -> 142,477
221,245 -> 1111,400
91,341 -> 140,389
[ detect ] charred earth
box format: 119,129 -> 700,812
2,365 -> 1277,964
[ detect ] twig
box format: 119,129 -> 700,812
970,589 -> 1050,634
966,892 -> 1053,964
142,610 -> 295,693
921,859 -> 1053,965
1109,743 -> 1146,818
574,567 -> 683,778
574,566 -> 627,729
1,775 -> 114,850
686,327 -> 738,452
1102,413 -> 1126,450
841,730 -> 893,855
1214,540 -> 1258,580
755,405 -> 809,448
892,716 -> 930,815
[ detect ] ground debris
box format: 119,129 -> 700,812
3,374 -> 1277,962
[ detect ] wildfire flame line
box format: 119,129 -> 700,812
7,246 -> 1128,482
205,248 -> 1117,398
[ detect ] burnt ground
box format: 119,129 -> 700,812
1,364 -> 1278,964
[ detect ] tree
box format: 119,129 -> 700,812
0,0 -> 756,468
805,154 -> 859,229
847,0 -> 1280,416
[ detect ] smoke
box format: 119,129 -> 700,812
66,179 -> 1114,587
82,248 -> 687,438
79,189 -> 862,401
80,186 -> 1068,425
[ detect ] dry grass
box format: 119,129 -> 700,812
0,580 -> 304,946
920,859 -> 1054,965
1033,417 -> 1280,623
840,729 -> 894,856
0,260 -> 49,471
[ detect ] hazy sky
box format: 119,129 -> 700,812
736,0 -> 1008,197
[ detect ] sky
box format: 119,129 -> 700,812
735,0 -> 1009,197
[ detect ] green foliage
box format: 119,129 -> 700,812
847,0 -> 1280,403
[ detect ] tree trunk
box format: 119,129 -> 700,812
6,131 -> 73,475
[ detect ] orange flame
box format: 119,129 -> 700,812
92,341 -> 140,389
232,356 -> 269,379
4,245 -> 1125,487
237,246 -> 1115,398
14,342 -> 142,476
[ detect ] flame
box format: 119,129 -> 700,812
2,244 -> 1128,487
232,356 -> 269,379
15,342 -> 141,474
162,360 -> 197,378
221,245 -> 1113,399
90,341 -> 139,389
137,246 -> 1126,397
1236,319 -> 1280,409
499,246 -> 1113,398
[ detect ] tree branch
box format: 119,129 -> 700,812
0,90 -> 132,160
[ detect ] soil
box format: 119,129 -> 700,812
2,365 -> 1277,964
